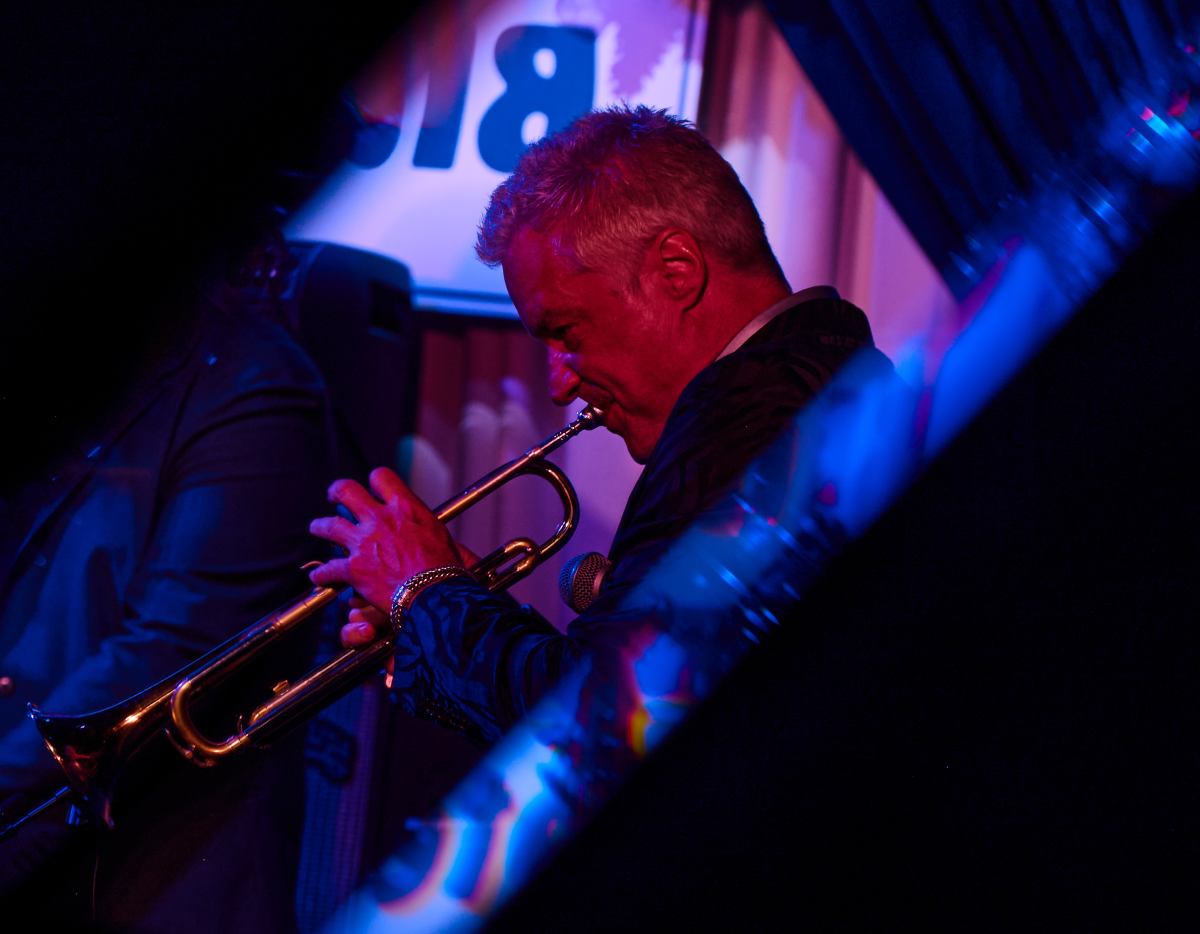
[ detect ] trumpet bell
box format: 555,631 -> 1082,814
29,695 -> 162,829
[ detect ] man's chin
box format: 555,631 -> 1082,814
599,410 -> 656,463
603,426 -> 647,464
622,430 -> 655,464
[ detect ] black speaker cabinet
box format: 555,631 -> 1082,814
282,240 -> 422,477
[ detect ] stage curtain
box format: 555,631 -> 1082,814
765,0 -> 1198,297
700,0 -> 956,376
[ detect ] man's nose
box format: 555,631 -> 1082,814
548,349 -> 581,406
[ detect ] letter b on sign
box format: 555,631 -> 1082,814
478,25 -> 595,173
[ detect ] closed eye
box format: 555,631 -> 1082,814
550,324 -> 580,352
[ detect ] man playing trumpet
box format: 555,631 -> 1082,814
309,104 -> 892,744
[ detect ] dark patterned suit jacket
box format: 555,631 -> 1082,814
391,290 -> 893,745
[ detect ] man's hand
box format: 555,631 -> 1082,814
309,467 -> 465,618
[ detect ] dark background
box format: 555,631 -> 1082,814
0,5 -> 415,490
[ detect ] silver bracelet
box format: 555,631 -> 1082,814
389,565 -> 469,633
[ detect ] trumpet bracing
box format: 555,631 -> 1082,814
0,406 -> 602,839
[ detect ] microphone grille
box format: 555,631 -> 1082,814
559,552 -> 613,613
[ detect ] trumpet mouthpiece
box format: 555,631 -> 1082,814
579,406 -> 605,427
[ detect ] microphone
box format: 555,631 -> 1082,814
558,552 -> 613,612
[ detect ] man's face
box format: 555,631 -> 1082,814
503,226 -> 694,463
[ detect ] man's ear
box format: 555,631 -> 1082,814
652,229 -> 707,310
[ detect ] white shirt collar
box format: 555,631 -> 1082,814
715,285 -> 841,361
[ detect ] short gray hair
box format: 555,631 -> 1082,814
475,104 -> 784,287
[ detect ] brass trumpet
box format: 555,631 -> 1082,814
0,406 -> 602,838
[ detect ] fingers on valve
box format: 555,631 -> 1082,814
308,557 -> 351,586
309,515 -> 359,547
368,467 -> 411,505
327,478 -> 381,518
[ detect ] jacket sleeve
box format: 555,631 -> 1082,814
391,353 -> 836,745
